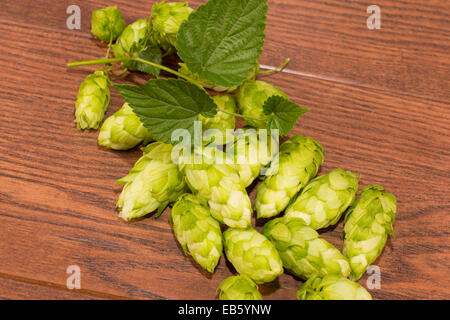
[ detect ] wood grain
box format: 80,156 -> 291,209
1,0 -> 449,101
0,0 -> 449,300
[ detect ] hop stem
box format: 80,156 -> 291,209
67,57 -> 203,88
218,108 -> 262,122
258,58 -> 291,75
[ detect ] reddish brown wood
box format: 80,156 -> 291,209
0,0 -> 448,300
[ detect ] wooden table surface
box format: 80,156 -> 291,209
0,0 -> 449,300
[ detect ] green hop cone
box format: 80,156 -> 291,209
223,228 -> 283,284
170,194 -> 223,273
112,19 -> 150,69
179,147 -> 252,228
236,80 -> 288,128
227,128 -> 279,188
255,135 -> 324,218
342,185 -> 397,280
217,275 -> 263,300
91,6 -> 126,43
150,1 -> 194,51
262,217 -> 350,280
178,63 -> 258,93
117,142 -> 187,221
285,169 -> 359,230
200,95 -> 237,145
75,70 -> 110,130
297,274 -> 372,300
98,103 -> 153,150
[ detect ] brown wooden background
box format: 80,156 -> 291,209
0,0 -> 449,300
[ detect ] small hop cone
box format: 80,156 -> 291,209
218,275 -> 263,300
285,168 -> 359,230
179,147 -> 252,228
150,2 -> 194,51
223,228 -> 283,284
91,6 -> 126,42
296,274 -> 372,300
117,142 -> 187,221
255,135 -> 324,218
227,128 -> 279,188
178,63 -> 258,93
98,103 -> 153,150
262,217 -> 350,280
112,19 -> 150,68
342,185 -> 397,280
75,70 -> 110,130
200,95 -> 237,145
236,80 -> 288,128
170,194 -> 223,273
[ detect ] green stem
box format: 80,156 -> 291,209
219,109 -> 262,122
67,57 -> 125,67
105,34 -> 113,59
258,58 -> 291,75
133,57 -> 201,86
67,57 -> 203,87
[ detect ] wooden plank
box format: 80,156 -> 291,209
0,276 -> 101,300
0,18 -> 449,299
0,0 -> 448,101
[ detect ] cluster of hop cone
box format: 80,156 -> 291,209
72,3 -> 397,300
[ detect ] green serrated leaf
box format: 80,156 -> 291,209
176,0 -> 268,88
127,44 -> 162,76
114,79 -> 217,144
263,96 -> 309,136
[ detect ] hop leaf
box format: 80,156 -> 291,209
236,80 -> 288,129
114,79 -> 217,145
263,96 -> 309,136
128,44 -> 162,77
176,0 -> 268,87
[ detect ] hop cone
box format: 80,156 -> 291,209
262,217 -> 350,280
179,147 -> 252,228
170,194 -> 222,273
75,70 -> 110,130
91,6 -> 126,42
117,142 -> 187,221
223,228 -> 283,284
236,80 -> 288,128
285,168 -> 359,230
98,103 -> 153,150
227,128 -> 279,188
112,19 -> 150,69
342,185 -> 397,280
218,275 -> 263,300
150,1 -> 194,51
200,95 -> 237,145
297,274 -> 372,300
178,63 -> 258,93
255,135 -> 324,218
